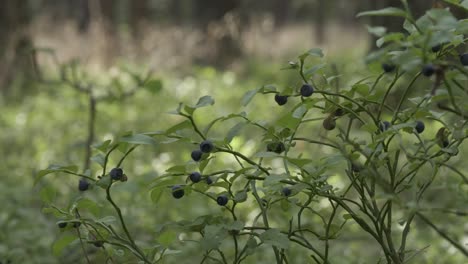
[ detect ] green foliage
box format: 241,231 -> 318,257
7,3 -> 467,264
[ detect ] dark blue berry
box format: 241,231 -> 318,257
93,241 -> 104,248
172,185 -> 185,199
379,121 -> 391,132
72,221 -> 81,228
460,53 -> 468,66
110,167 -> 123,180
78,179 -> 90,191
382,63 -> 395,73
351,163 -> 361,173
205,176 -> 213,185
442,140 -> 449,148
267,142 -> 285,154
300,84 -> 314,97
431,44 -> 442,53
57,222 -> 67,228
275,94 -> 288,106
282,187 -> 292,197
191,149 -> 203,162
334,108 -> 345,117
422,64 -> 435,77
189,172 -> 202,183
415,121 -> 425,134
216,195 -> 228,206
200,140 -> 214,153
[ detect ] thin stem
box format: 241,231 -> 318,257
105,181 -> 150,263
84,95 -> 96,171
416,213 -> 468,257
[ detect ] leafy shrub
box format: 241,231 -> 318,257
37,1 -> 468,263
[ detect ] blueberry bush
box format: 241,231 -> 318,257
37,2 -> 468,263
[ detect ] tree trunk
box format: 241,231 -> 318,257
0,0 -> 34,96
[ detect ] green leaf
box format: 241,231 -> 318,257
234,190 -> 248,203
166,120 -> 192,135
158,230 -> 177,247
40,186 -> 56,203
241,89 -> 259,106
226,220 -> 244,231
299,48 -> 324,60
200,225 -> 227,250
92,140 -> 112,153
352,84 -> 370,96
76,198 -> 100,216
441,1 -> 468,12
342,214 -> 353,220
245,237 -> 258,256
90,153 -> 106,168
264,174 -> 287,187
357,7 -> 407,18
287,158 -> 313,167
120,134 -> 157,145
195,95 -> 215,108
98,216 -> 117,224
304,63 -> 327,75
165,165 -> 187,174
292,105 -> 307,119
226,122 -> 246,143
366,25 -> 387,37
144,79 -> 163,93
259,229 -> 290,249
35,164 -> 79,185
150,186 -> 166,203
96,175 -> 111,189
52,233 -> 77,256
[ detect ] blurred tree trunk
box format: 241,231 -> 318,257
315,0 -> 326,44
86,0 -> 118,67
75,0 -> 91,33
129,0 -> 149,38
367,0 -> 402,50
272,0 -> 290,27
0,0 -> 35,96
169,0 -> 183,25
193,0 -> 243,68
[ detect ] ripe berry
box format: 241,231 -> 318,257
172,185 -> 184,199
275,94 -> 288,106
189,172 -> 202,183
442,139 -> 449,148
216,195 -> 228,206
460,53 -> 468,66
191,149 -> 203,162
379,121 -> 390,132
110,167 -> 123,181
333,108 -> 345,117
382,63 -> 395,73
300,84 -> 314,97
415,121 -> 425,134
200,140 -> 214,153
78,179 -> 90,191
431,44 -> 442,53
57,222 -> 67,228
281,187 -> 292,197
266,142 -> 285,154
72,221 -> 81,228
322,116 -> 336,131
205,176 -> 213,185
422,64 -> 435,77
351,163 -> 361,173
93,241 -> 104,248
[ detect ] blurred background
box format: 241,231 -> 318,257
0,0 -> 439,89
1,0 -> 467,263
